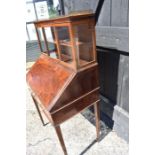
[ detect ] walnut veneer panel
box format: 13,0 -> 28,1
50,65 -> 99,113
51,89 -> 100,125
26,54 -> 75,109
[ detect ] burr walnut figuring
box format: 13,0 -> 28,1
26,12 -> 100,155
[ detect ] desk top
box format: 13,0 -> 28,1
26,54 -> 75,109
34,11 -> 94,24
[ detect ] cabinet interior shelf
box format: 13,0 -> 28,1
59,40 -> 90,47
61,54 -> 89,66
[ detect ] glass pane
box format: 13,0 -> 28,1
48,27 -> 58,58
56,27 -> 73,63
73,24 -> 94,66
44,27 -> 57,53
57,27 -> 71,44
27,24 -> 37,40
36,27 -> 57,58
59,45 -> 72,63
37,27 -> 46,51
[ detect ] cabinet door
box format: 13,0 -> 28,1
73,23 -> 96,67
35,26 -> 57,57
55,26 -> 74,64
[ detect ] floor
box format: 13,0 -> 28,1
26,87 -> 128,155
26,41 -> 54,62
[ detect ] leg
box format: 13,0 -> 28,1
32,95 -> 47,126
94,101 -> 100,141
54,125 -> 68,155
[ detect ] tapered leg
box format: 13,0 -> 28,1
94,101 -> 100,141
32,95 -> 47,126
54,125 -> 68,155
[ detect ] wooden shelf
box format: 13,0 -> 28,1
46,40 -> 56,44
79,59 -> 89,66
61,54 -> 72,62
60,40 -> 72,46
59,40 -> 90,47
76,41 -> 85,45
60,54 -> 89,66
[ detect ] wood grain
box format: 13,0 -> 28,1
26,54 -> 75,109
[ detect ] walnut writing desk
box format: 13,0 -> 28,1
26,12 -> 100,155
